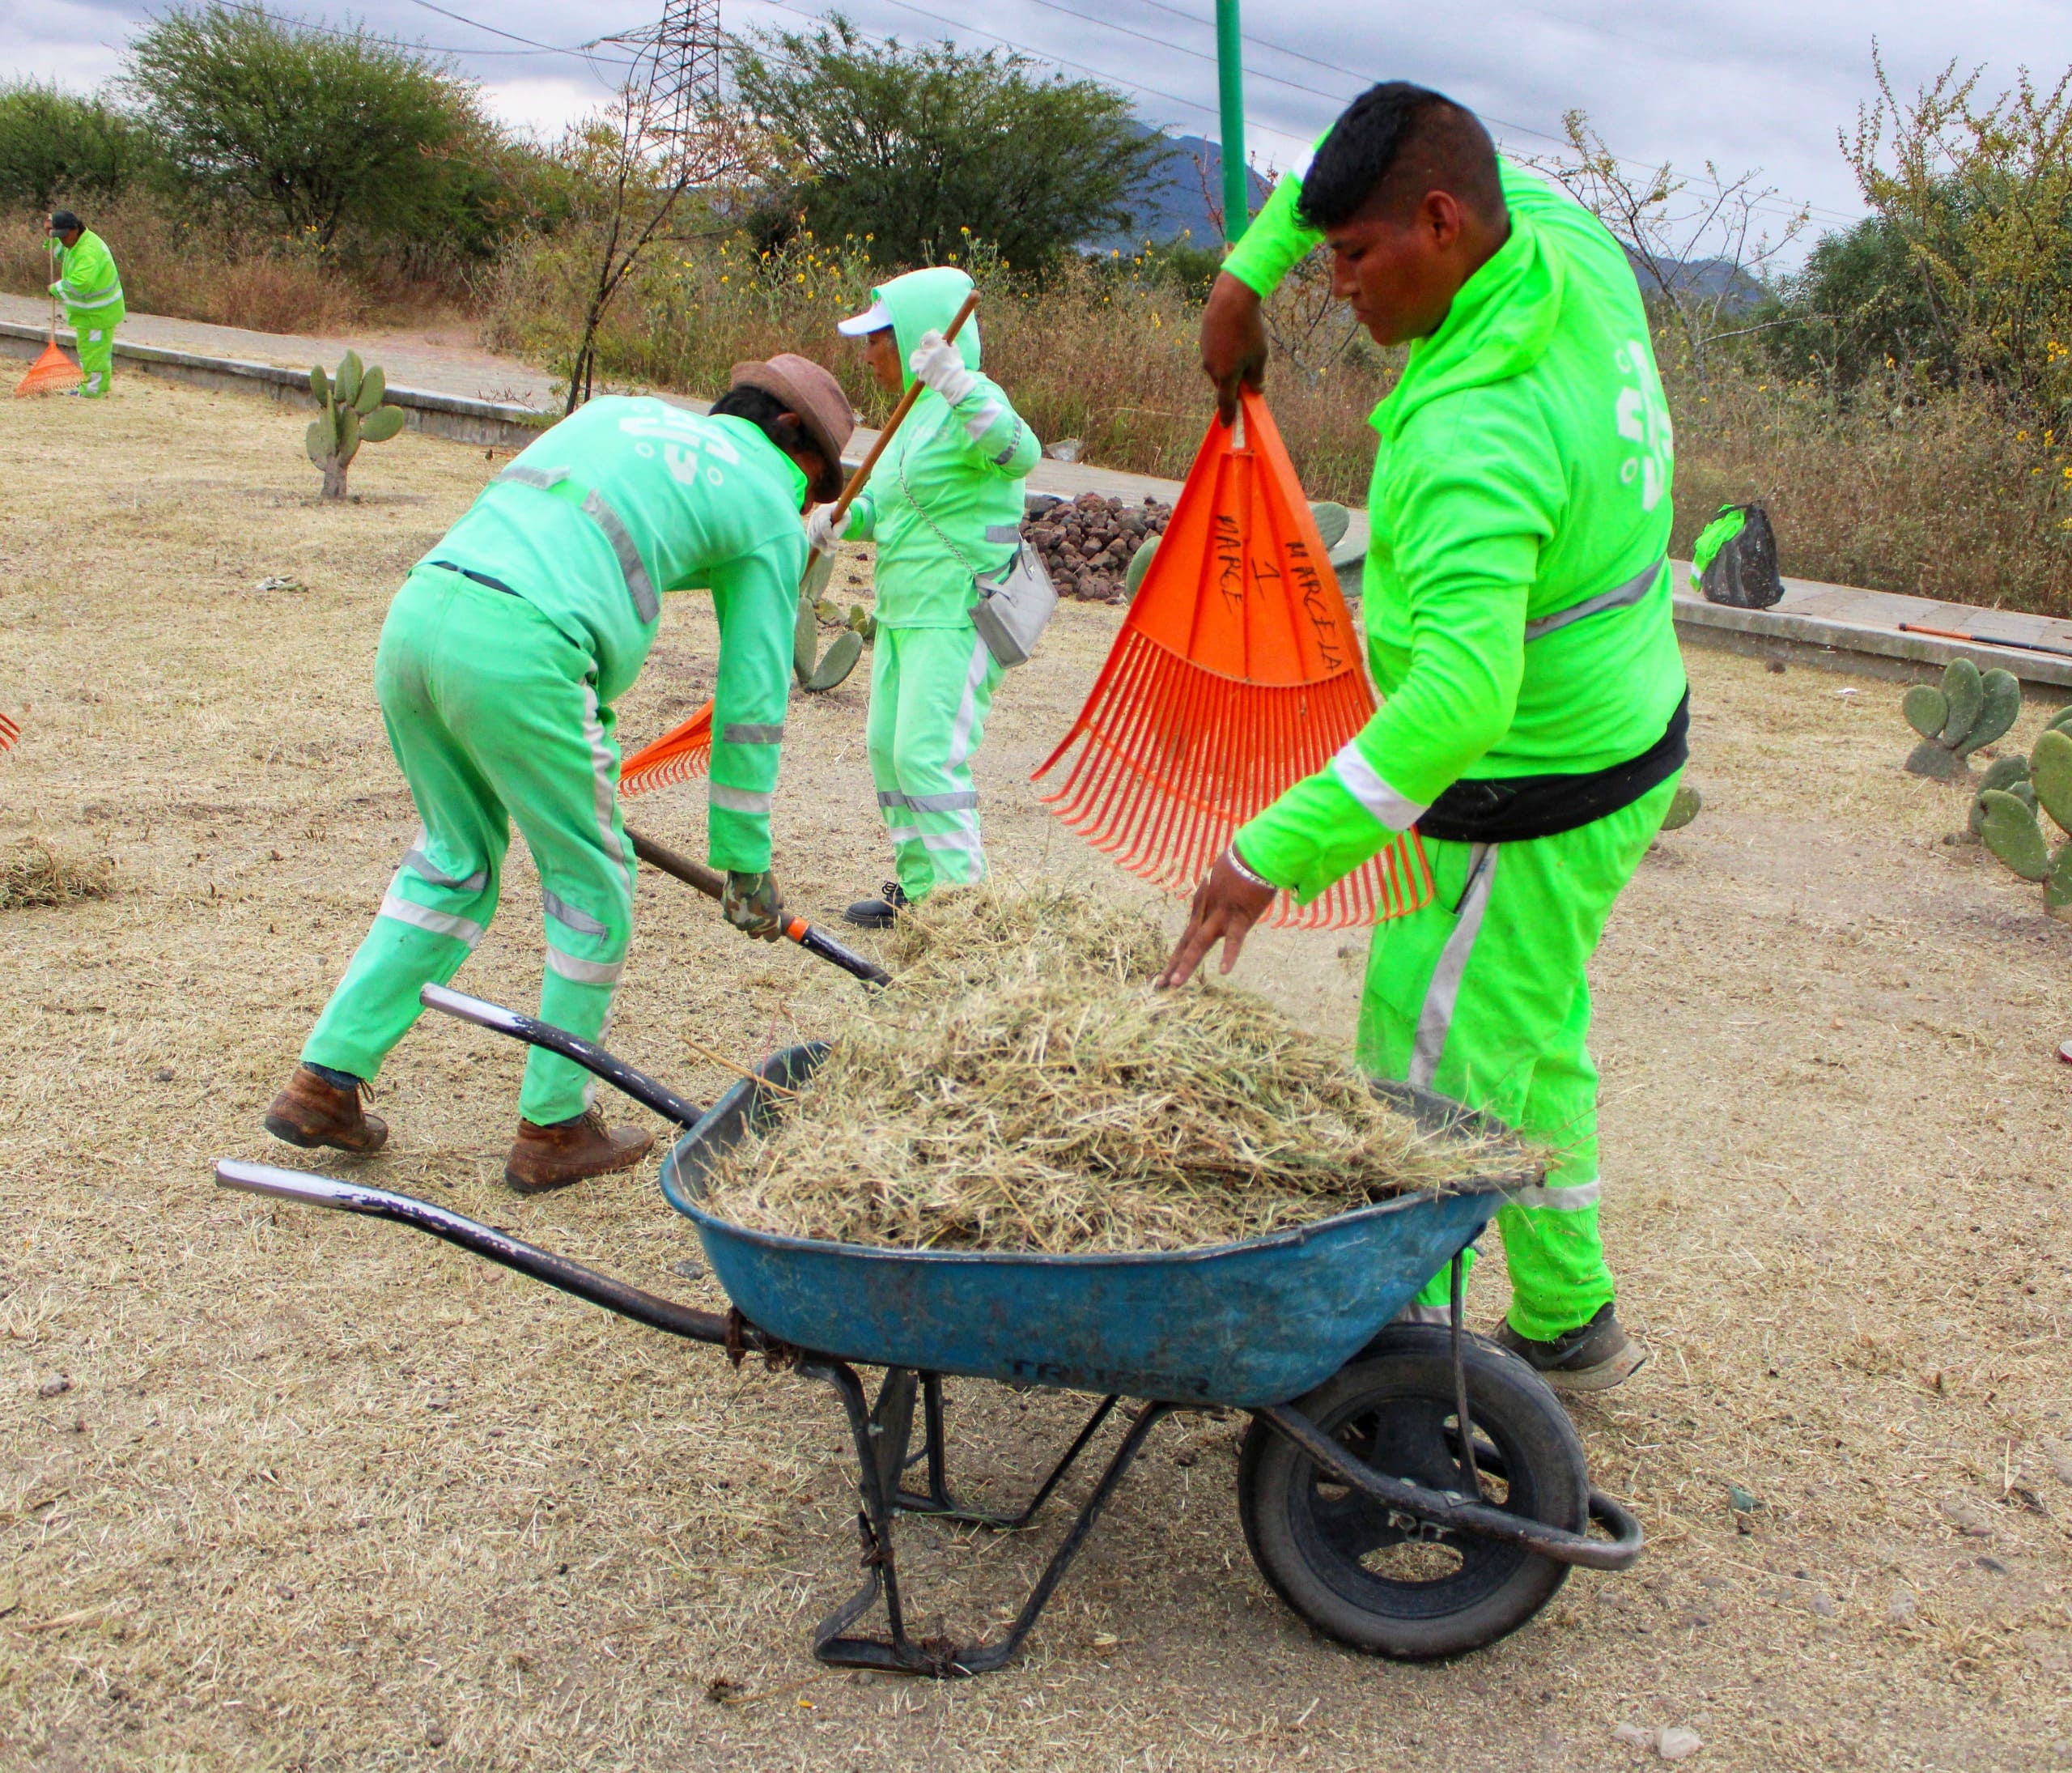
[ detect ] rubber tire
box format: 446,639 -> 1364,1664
1238,1324 -> 1589,1660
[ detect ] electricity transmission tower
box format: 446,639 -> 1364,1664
652,0 -> 724,168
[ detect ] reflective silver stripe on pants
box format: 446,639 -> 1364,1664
546,947 -> 624,986
721,722 -> 784,745
878,789 -> 979,813
947,631 -> 993,769
984,525 -> 1024,546
541,890 -> 608,936
1408,844 -> 1498,1091
710,783 -> 773,815
401,844 -> 486,893
379,891 -> 484,948
496,466 -> 660,624
887,824 -> 983,857
580,682 -> 635,900
1506,1179 -> 1603,1212
1523,556 -> 1665,643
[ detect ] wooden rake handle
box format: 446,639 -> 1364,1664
626,827 -> 891,989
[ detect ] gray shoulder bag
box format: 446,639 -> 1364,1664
898,426 -> 1056,669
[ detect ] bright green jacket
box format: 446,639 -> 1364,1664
841,266 -> 1041,628
1224,156 -> 1687,901
422,397 -> 808,873
49,229 -> 125,324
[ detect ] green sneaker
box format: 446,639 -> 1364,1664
1492,1304 -> 1647,1393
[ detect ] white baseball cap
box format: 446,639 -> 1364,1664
836,300 -> 894,337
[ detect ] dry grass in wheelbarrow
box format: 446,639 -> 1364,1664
704,884 -> 1537,1252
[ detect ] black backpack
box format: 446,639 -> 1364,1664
1696,502 -> 1784,609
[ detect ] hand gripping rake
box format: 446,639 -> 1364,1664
618,291 -> 982,799
15,244 -> 81,398
1033,389 -> 1432,930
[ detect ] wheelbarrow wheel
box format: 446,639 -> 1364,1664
1238,1324 -> 1588,1660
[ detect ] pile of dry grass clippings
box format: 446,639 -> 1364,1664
703,885 -> 1532,1253
1,839 -> 115,911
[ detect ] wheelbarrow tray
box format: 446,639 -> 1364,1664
661,1043 -> 1532,1409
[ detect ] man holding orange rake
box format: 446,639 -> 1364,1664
1164,83 -> 1688,1392
263,359 -> 853,1193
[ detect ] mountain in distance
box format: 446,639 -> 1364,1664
1093,125 -> 1273,251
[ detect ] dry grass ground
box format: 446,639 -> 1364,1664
0,377 -> 2068,1772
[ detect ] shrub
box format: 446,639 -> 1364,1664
0,81 -> 146,211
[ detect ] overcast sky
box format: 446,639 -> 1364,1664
10,0 -> 2069,250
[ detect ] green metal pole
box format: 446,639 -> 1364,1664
1216,0 -> 1247,243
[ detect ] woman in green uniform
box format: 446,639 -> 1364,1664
813,267 -> 1041,927
264,357 -> 854,1193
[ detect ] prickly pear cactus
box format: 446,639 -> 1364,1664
307,351 -> 405,500
1902,659 -> 2021,780
1974,726 -> 2072,921
1659,784 -> 1702,831
792,589 -> 864,691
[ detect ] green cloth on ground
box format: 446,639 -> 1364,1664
304,568 -> 639,1124
1232,155 -> 1687,900
424,396 -> 805,873
839,266 -> 1041,628
1380,776 -> 1679,1339
865,622 -> 1004,902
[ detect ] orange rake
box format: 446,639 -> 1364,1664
1034,388 -> 1431,930
0,710 -> 19,751
16,258 -> 81,398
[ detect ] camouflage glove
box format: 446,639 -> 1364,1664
721,869 -> 784,942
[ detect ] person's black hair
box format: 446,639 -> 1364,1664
49,209 -> 83,234
1296,83 -> 1503,233
711,385 -> 813,457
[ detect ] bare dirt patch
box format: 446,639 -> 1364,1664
0,378 -> 2068,1771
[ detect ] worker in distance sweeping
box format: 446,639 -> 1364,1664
46,210 -> 124,399
1163,83 -> 1687,1394
814,266 -> 1042,928
263,357 -> 854,1193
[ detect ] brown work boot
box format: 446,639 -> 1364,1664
264,1065 -> 388,1155
503,1109 -> 653,1195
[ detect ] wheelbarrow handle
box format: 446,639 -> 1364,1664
626,827 -> 893,990
419,983 -> 706,1128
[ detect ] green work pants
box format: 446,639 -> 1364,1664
1368,775 -> 1679,1341
67,308 -> 115,398
304,566 -> 636,1124
867,623 -> 1004,903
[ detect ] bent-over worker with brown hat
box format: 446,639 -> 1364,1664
264,359 -> 854,1193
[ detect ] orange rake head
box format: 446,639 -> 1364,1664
0,710 -> 19,751
618,698 -> 713,799
15,340 -> 80,398
1033,388 -> 1430,930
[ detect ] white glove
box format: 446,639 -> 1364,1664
804,502 -> 843,553
909,330 -> 977,406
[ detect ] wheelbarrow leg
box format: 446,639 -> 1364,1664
803,1358 -> 1170,1677
895,1373 -> 1123,1530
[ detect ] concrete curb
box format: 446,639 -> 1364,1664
10,317 -> 2067,699
0,318 -> 550,448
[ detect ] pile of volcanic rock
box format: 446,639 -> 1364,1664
1022,493 -> 1172,603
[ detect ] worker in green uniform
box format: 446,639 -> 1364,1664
815,267 -> 1041,928
1161,84 -> 1687,1392
46,210 -> 124,398
263,357 -> 855,1193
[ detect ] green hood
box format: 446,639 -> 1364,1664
1371,168 -> 1565,446
873,266 -> 981,390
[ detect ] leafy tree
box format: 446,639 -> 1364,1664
0,81 -> 146,210
731,18 -> 1164,273
123,5 -> 491,249
1764,206 -> 1964,388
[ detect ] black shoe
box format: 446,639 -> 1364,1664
1491,1303 -> 1648,1393
843,881 -> 911,929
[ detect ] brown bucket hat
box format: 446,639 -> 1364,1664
728,355 -> 855,501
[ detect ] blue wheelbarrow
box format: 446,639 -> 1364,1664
217,983 -> 1641,1676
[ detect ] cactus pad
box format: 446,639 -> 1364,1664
1307,501 -> 1352,552
2031,729 -> 2072,833
334,351 -> 363,407
1977,789 -> 2051,881
1902,684 -> 1948,741
792,591 -> 819,681
359,406 -> 405,444
353,365 -> 386,415
1660,784 -> 1702,831
1959,668 -> 2022,755
1904,738 -> 1971,781
309,364 -> 329,406
2048,845 -> 2072,923
1978,754 -> 2032,794
304,417 -> 330,467
802,546 -> 835,606
2049,705 -> 2072,736
1123,533 -> 1159,602
1936,658 -> 1984,746
805,628 -> 863,692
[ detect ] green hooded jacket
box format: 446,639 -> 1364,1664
1221,155 -> 1688,901
49,228 -> 125,324
840,267 -> 1041,627
422,395 -> 809,873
